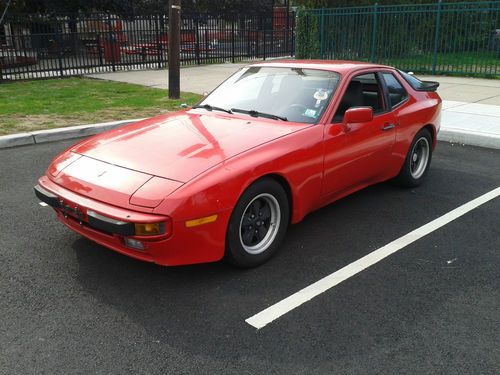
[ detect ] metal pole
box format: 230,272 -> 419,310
432,0 -> 442,75
168,0 -> 181,99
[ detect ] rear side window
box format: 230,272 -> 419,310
382,73 -> 408,108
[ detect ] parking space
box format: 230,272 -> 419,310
0,140 -> 499,373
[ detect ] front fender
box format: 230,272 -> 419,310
153,125 -> 325,225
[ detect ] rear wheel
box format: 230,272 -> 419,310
394,128 -> 433,187
225,178 -> 290,267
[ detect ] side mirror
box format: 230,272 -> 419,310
343,107 -> 373,130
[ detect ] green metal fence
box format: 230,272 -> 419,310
296,1 -> 500,77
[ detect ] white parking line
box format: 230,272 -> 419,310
246,187 -> 500,329
39,202 -> 48,207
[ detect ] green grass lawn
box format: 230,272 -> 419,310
380,52 -> 500,78
338,51 -> 500,78
0,77 -> 202,135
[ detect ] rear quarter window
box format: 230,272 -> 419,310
382,72 -> 408,108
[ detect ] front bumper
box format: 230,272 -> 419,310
35,184 -> 136,236
35,176 -> 230,266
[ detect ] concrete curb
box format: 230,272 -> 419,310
0,133 -> 35,148
437,128 -> 500,150
0,118 -> 144,149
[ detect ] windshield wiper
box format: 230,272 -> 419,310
192,104 -> 232,114
231,108 -> 288,122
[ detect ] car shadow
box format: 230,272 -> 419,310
70,182 -> 409,356
70,157 -> 498,363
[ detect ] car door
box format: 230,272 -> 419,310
321,71 -> 397,196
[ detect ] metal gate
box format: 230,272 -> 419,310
0,11 -> 295,81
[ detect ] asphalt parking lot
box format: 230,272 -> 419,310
1,140 -> 499,374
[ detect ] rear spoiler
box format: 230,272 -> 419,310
397,70 -> 440,92
416,81 -> 440,92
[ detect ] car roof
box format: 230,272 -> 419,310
247,59 -> 393,75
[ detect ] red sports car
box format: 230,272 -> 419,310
35,60 -> 441,267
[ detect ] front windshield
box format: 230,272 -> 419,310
199,66 -> 341,124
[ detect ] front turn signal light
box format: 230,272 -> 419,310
185,214 -> 218,228
134,222 -> 165,236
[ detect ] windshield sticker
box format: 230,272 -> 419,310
313,89 -> 328,107
303,108 -> 317,118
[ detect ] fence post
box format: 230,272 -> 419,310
285,10 -> 290,56
370,3 -> 378,63
263,21 -> 266,60
246,18 -> 251,57
96,34 -> 103,66
204,26 -> 209,60
432,0 -> 442,75
270,13 -> 274,58
496,31 -> 500,76
231,17 -> 235,63
0,35 -> 3,81
195,17 -> 201,65
53,17 -> 64,77
107,13 -> 116,72
255,29 -> 259,57
160,15 -> 167,67
155,15 -> 162,69
320,8 -> 325,58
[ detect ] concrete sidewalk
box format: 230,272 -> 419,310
439,101 -> 500,149
88,63 -> 248,95
419,75 -> 500,105
87,63 -> 500,149
87,63 -> 500,104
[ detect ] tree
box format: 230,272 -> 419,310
0,0 -> 277,16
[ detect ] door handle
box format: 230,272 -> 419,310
381,123 -> 395,131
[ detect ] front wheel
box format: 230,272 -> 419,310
394,128 -> 433,187
225,178 -> 290,268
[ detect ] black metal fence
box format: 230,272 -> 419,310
0,10 -> 295,81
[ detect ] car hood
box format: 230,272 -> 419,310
71,111 -> 310,182
51,155 -> 183,209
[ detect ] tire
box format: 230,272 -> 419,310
394,128 -> 433,187
225,178 -> 290,268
